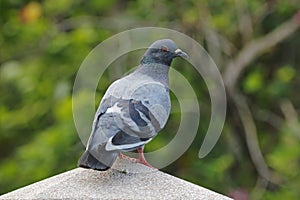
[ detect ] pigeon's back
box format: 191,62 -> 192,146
103,71 -> 171,127
101,72 -> 171,134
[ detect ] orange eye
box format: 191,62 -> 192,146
161,47 -> 168,52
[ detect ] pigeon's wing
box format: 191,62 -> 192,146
102,82 -> 171,152
86,78 -> 171,152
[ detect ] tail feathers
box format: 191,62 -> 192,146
78,150 -> 117,171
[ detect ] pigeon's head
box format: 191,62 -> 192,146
141,39 -> 188,66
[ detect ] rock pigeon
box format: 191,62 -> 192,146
78,39 -> 188,171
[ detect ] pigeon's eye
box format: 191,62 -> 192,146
161,47 -> 168,52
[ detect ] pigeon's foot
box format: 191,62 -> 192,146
119,152 -> 139,163
118,148 -> 155,169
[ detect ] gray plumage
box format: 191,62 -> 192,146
78,39 -> 188,170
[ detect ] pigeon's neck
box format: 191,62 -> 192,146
140,55 -> 172,66
134,63 -> 170,87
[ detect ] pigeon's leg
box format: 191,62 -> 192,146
137,147 -> 154,168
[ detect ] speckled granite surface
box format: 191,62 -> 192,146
0,158 -> 232,200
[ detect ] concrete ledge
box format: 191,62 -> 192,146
0,158 -> 232,199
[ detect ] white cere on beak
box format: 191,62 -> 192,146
175,49 -> 182,54
175,48 -> 189,58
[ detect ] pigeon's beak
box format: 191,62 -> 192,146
174,48 -> 189,59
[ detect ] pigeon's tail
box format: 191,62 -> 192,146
78,150 -> 118,171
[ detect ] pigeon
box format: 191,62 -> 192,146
78,39 -> 188,171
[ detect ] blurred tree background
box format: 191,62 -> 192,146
1,0 -> 300,199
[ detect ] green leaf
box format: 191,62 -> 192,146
276,65 -> 295,83
243,70 -> 264,93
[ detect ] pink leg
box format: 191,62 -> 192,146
137,147 -> 154,168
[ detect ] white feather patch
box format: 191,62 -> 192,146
106,103 -> 122,114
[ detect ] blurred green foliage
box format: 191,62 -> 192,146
1,0 -> 300,199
